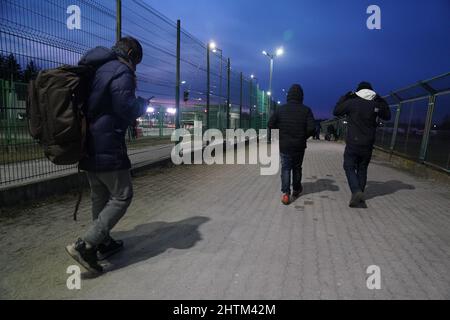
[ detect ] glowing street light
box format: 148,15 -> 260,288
261,46 -> 284,102
207,40 -> 224,130
276,47 -> 284,57
209,41 -> 217,52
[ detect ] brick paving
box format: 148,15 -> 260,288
1,140 -> 449,299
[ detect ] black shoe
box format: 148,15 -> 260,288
359,200 -> 368,209
66,238 -> 103,274
349,192 -> 365,208
292,186 -> 303,198
97,238 -> 124,261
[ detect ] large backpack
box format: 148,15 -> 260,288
27,65 -> 94,165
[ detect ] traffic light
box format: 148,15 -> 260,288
183,90 -> 189,102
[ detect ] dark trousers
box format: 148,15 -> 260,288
280,151 -> 305,194
343,144 -> 373,194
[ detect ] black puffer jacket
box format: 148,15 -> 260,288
333,90 -> 391,147
268,84 -> 316,154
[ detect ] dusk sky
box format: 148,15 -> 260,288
145,0 -> 450,118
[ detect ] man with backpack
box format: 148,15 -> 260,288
334,81 -> 391,208
268,84 -> 316,205
65,37 -> 148,273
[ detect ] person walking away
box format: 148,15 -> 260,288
326,124 -> 336,141
314,121 -> 321,140
268,84 -> 316,205
333,81 -> 391,208
65,37 -> 148,274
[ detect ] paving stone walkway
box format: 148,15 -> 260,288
1,140 -> 449,299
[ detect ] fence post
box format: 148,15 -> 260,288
248,79 -> 253,128
389,104 -> 401,152
226,58 -> 230,129
159,106 -> 164,137
175,20 -> 181,129
206,42 -> 210,130
116,0 -> 122,41
239,72 -> 243,129
419,94 -> 436,162
389,92 -> 402,154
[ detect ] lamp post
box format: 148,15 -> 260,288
249,74 -> 258,129
210,41 -> 224,130
262,47 -> 283,141
262,47 -> 283,100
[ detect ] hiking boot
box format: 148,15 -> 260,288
349,191 -> 365,208
66,238 -> 103,274
292,186 -> 303,199
359,200 -> 368,209
97,238 -> 124,261
281,193 -> 290,205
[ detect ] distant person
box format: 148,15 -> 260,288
65,37 -> 148,274
268,84 -> 315,205
314,122 -> 321,140
334,81 -> 391,208
326,124 -> 336,141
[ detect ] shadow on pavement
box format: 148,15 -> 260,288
302,178 -> 340,196
105,216 -> 209,271
289,178 -> 340,205
365,180 -> 415,200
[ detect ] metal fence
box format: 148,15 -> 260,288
321,72 -> 450,172
0,0 -> 271,186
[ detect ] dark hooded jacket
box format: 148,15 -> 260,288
78,46 -> 146,172
333,89 -> 391,147
268,84 -> 316,154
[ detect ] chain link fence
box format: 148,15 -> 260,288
0,0 -> 271,186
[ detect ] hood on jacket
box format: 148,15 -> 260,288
357,81 -> 373,91
78,46 -> 117,67
356,89 -> 377,101
287,84 -> 304,104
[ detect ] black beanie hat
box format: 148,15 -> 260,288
287,84 -> 304,103
357,81 -> 373,91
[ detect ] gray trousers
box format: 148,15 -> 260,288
83,170 -> 133,246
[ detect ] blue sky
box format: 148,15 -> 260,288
145,0 -> 450,118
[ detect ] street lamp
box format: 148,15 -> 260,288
209,40 -> 225,130
249,74 -> 259,129
262,47 -> 283,142
262,46 -> 284,100
209,41 -> 217,52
